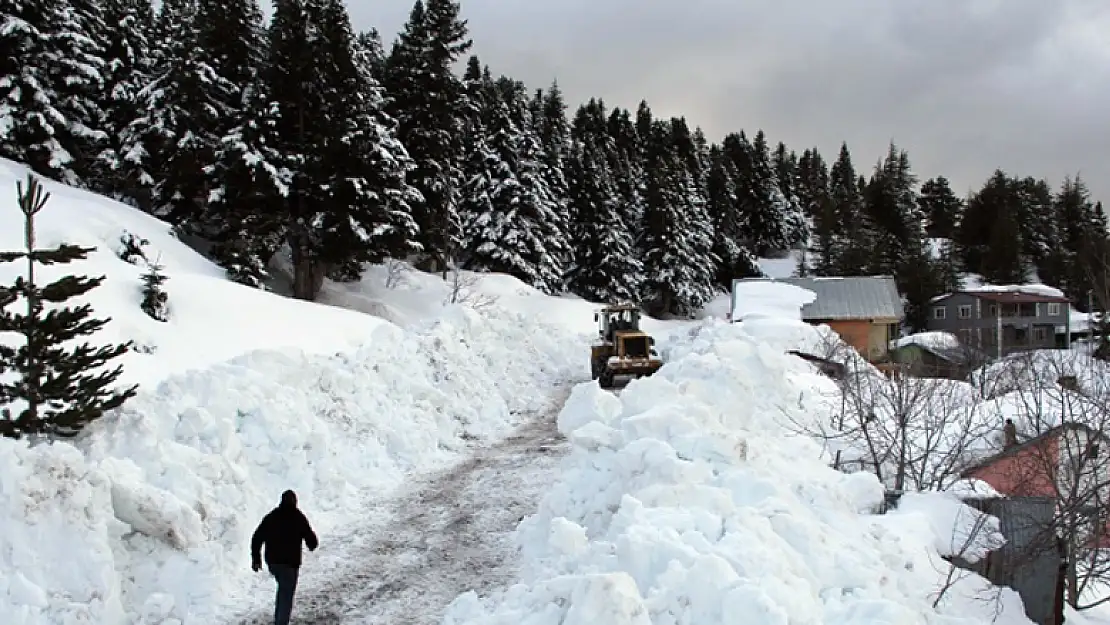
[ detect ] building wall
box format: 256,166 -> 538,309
813,318 -> 898,361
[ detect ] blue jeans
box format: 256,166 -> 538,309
268,564 -> 299,625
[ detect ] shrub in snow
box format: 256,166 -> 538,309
117,230 -> 150,265
0,175 -> 138,438
139,260 -> 169,322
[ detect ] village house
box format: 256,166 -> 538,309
926,287 -> 1072,359
961,422 -> 1110,549
886,331 -> 986,380
731,276 -> 904,362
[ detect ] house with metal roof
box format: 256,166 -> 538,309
731,275 -> 904,361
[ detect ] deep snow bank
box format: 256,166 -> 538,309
0,303 -> 582,625
442,320 -> 1030,625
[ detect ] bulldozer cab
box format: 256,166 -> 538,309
595,304 -> 641,343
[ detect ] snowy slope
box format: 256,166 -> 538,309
0,158 -> 384,384
442,319 -> 1032,625
0,160 -> 596,625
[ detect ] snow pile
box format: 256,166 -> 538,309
442,320 -> 1029,625
0,304 -> 583,624
0,159 -> 588,624
729,279 -> 815,322
885,493 -> 1005,563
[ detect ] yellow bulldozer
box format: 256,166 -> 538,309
590,303 -> 663,388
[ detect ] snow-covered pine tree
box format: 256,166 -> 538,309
1055,176 -> 1103,302
828,142 -> 872,275
139,259 -> 169,321
917,176 -> 963,240
196,0 -> 264,96
0,174 -> 137,439
462,82 -> 565,291
313,0 -> 421,276
796,148 -> 836,275
124,0 -> 233,229
535,81 -> 574,287
384,0 -> 471,272
795,148 -> 829,220
204,79 -> 289,288
737,130 -> 805,256
565,137 -> 643,302
354,29 -> 386,85
93,0 -> 156,202
1016,177 -> 1060,284
955,170 -> 1019,279
705,144 -> 760,289
1,0 -> 107,184
265,0 -> 330,298
640,120 -> 717,316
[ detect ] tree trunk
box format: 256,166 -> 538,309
289,235 -> 328,301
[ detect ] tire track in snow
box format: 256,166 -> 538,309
233,387 -> 572,625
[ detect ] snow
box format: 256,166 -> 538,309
0,158 -> 382,385
729,279 -> 815,322
0,158 -> 588,624
442,318 -> 1032,625
944,478 -> 1004,499
1,160 -> 1035,625
892,330 -> 962,352
963,283 -> 1066,298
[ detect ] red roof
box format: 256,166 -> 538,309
961,290 -> 1070,304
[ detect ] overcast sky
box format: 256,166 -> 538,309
345,0 -> 1110,202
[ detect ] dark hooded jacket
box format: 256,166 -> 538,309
251,494 -> 318,568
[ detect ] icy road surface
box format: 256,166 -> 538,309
233,389 -> 570,625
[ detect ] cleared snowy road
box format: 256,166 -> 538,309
233,388 -> 571,625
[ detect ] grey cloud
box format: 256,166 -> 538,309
346,0 -> 1110,200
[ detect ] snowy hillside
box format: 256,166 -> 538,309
0,160 -> 594,624
442,318 -> 1033,625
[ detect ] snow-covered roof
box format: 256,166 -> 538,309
729,279 -> 816,322
932,283 -> 1070,304
743,276 -> 903,321
892,331 -> 961,352
889,331 -> 977,363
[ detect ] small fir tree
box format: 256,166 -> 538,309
139,260 -> 169,321
0,174 -> 138,439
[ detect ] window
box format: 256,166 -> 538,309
957,304 -> 972,319
1047,303 -> 1062,316
959,328 -> 973,343
1087,442 -> 1100,460
1033,327 -> 1047,341
932,306 -> 946,320
988,304 -> 998,317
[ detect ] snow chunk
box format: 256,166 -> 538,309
886,492 -> 1006,564
729,280 -> 815,322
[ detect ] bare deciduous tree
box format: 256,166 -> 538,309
793,334 -> 993,493
383,258 -> 411,290
443,262 -> 498,310
971,351 -> 1110,610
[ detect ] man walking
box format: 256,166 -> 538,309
251,490 -> 319,625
